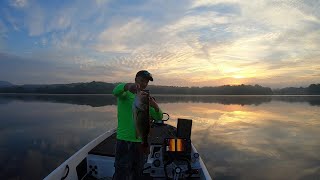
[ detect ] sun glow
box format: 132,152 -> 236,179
233,75 -> 245,79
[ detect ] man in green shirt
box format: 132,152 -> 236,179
112,70 -> 163,180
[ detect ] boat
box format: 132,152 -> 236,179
44,117 -> 212,180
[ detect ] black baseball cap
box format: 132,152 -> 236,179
135,70 -> 153,81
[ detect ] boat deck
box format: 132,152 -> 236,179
47,119 -> 209,180
89,124 -> 177,157
82,124 -> 177,179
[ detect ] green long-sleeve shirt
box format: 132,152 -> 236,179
112,83 -> 163,142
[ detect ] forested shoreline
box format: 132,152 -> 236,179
0,81 -> 319,95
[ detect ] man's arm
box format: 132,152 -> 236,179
112,83 -> 127,98
149,97 -> 163,121
150,97 -> 160,112
150,107 -> 163,121
112,83 -> 137,98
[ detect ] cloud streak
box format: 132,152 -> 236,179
0,0 -> 319,87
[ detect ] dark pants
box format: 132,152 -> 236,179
113,139 -> 145,180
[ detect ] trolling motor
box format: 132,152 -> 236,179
144,119 -> 201,179
163,137 -> 192,179
162,119 -> 195,179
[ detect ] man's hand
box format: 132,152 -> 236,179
124,83 -> 139,93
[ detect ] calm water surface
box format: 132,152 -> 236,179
0,94 -> 319,180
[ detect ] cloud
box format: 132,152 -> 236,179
1,0 -> 319,87
26,5 -> 45,36
0,17 -> 9,50
10,0 -> 28,8
5,0 -> 111,37
93,0 -> 320,87
95,0 -> 109,6
47,8 -> 74,32
190,0 -> 238,9
0,19 -> 7,49
7,0 -> 46,36
0,19 -> 8,38
95,18 -> 148,52
0,52 -> 115,84
161,11 -> 233,34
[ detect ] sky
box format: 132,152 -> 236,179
0,0 -> 319,88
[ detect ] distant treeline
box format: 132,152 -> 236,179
148,84 -> 273,95
0,81 -> 319,95
273,84 -> 320,95
0,81 -> 115,94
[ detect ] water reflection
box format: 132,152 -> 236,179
161,102 -> 320,179
1,94 -> 320,106
0,101 -> 117,179
0,95 -> 319,179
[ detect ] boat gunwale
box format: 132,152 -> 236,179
44,128 -> 116,180
44,126 -> 212,180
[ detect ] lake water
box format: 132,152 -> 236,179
0,94 -> 319,180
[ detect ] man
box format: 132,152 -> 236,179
112,70 -> 163,180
